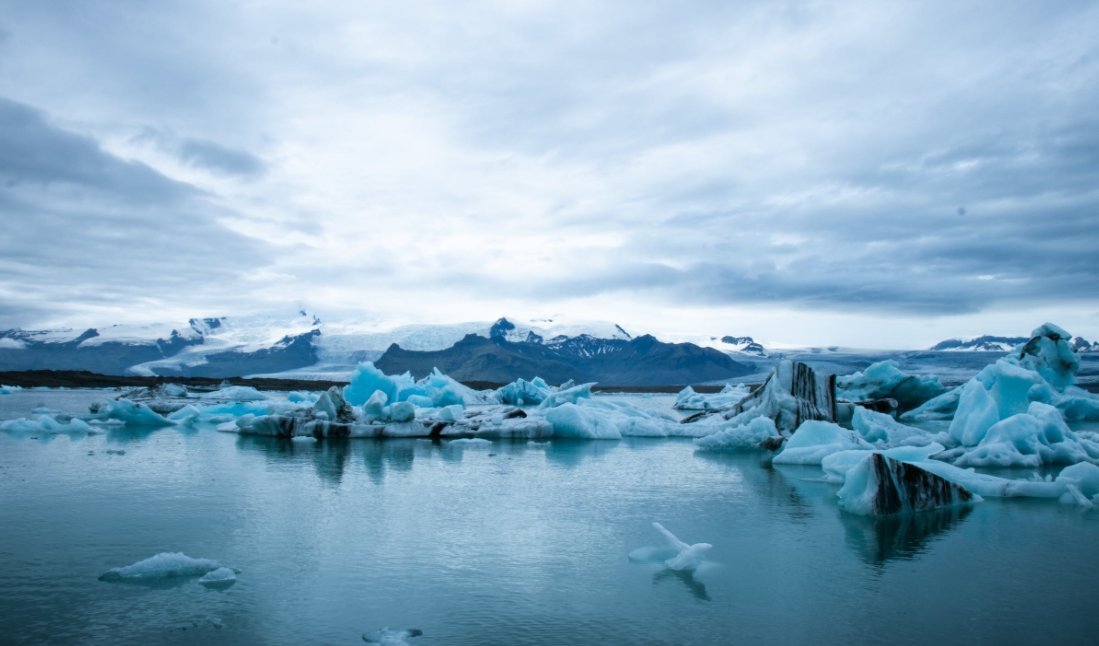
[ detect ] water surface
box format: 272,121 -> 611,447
0,391 -> 1096,644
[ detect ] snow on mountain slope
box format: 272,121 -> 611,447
128,311 -> 321,375
662,333 -> 769,358
931,334 -> 1097,353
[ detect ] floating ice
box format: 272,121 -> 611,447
837,453 -> 979,516
946,401 -> 1099,468
0,385 -> 21,394
89,398 -> 174,427
344,363 -> 483,409
1,414 -> 96,435
629,522 -> 712,572
905,323 -> 1099,428
545,400 -> 682,439
495,377 -> 553,406
851,407 -> 942,448
821,444 -> 946,483
447,438 -> 493,446
694,417 -> 781,451
98,552 -> 226,581
836,360 -> 946,412
201,385 -> 267,401
362,627 -> 423,644
689,360 -> 835,437
772,421 -> 872,465
674,383 -> 751,411
198,566 -> 238,588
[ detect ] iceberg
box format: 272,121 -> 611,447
772,421 -> 872,465
344,363 -> 484,408
89,398 -> 174,427
98,552 -> 227,581
1,414 -> 96,435
674,383 -> 751,411
694,417 -> 782,451
200,385 -> 268,401
905,323 -> 1099,428
946,401 -> 1099,468
851,407 -> 942,448
686,360 -> 835,437
837,453 -> 979,516
544,400 -> 682,439
836,360 -> 946,413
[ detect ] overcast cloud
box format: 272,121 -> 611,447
0,0 -> 1096,347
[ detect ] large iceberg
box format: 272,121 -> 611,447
343,363 -> 486,408
683,360 -> 836,439
836,453 -> 979,516
904,323 -> 1099,426
901,324 -> 1099,468
836,360 -> 946,413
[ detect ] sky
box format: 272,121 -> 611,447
0,0 -> 1097,349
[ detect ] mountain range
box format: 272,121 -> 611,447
930,334 -> 1098,353
0,313 -> 758,385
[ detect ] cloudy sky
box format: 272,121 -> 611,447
1,0 -> 1097,348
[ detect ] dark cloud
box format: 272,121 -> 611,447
0,96 -> 274,327
130,127 -> 266,178
178,137 -> 265,177
0,97 -> 194,203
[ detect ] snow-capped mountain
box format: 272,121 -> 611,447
0,313 -> 640,378
930,334 -> 1097,353
0,310 -> 322,377
715,335 -> 768,357
661,333 -> 769,358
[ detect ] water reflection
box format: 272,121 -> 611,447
653,568 -> 711,602
362,439 -> 416,485
696,452 -> 814,521
230,435 -> 629,486
313,439 -> 352,486
841,506 -> 973,567
542,439 -> 619,469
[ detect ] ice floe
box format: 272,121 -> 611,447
629,522 -> 712,572
99,552 -> 231,582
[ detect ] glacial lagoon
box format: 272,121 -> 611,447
1,390 -> 1097,645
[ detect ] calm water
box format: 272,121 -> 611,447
1,391 -> 1097,645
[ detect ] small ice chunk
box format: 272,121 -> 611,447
198,566 -> 238,588
201,386 -> 267,401
447,438 -> 492,446
630,522 -> 712,572
362,627 -> 423,644
99,552 -> 225,581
